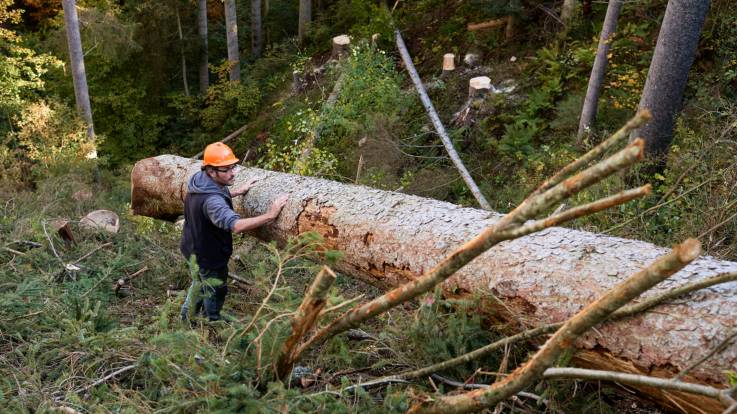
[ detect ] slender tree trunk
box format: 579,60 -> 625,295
561,0 -> 576,24
197,0 -> 209,93
577,0 -> 624,144
395,29 -> 492,210
630,0 -> 710,168
298,0 -> 311,43
251,0 -> 262,58
224,0 -> 240,82
175,6 -> 190,97
61,0 -> 95,140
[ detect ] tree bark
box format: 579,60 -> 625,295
61,0 -> 95,140
560,0 -> 576,24
630,0 -> 710,167
298,0 -> 311,43
131,154 -> 737,413
577,0 -> 624,144
224,0 -> 240,82
197,0 -> 209,93
251,0 -> 262,58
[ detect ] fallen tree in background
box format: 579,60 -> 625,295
132,129 -> 737,413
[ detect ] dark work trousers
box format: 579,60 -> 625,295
181,266 -> 229,321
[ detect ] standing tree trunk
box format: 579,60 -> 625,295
224,0 -> 240,82
577,0 -> 624,144
298,0 -> 311,43
630,0 -> 710,169
175,6 -> 190,97
61,0 -> 95,141
197,0 -> 209,93
251,0 -> 262,58
561,0 -> 577,24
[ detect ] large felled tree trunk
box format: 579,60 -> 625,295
197,0 -> 209,93
224,0 -> 240,82
132,155 -> 737,413
577,0 -> 624,144
630,0 -> 710,167
61,0 -> 95,141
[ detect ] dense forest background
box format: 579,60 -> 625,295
1,0 -> 736,412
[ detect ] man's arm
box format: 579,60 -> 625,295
231,194 -> 288,234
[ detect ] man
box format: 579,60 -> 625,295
180,142 -> 288,322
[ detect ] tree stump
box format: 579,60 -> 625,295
468,76 -> 491,100
331,34 -> 350,60
463,52 -> 479,68
442,53 -> 455,76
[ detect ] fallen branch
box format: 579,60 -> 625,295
542,367 -> 732,404
71,242 -> 113,266
430,374 -> 561,414
192,123 -> 250,159
395,28 -> 492,210
78,364 -> 137,392
614,270 -> 737,319
467,17 -> 508,31
534,109 -> 650,197
396,324 -> 559,381
2,246 -> 26,256
274,266 -> 336,379
229,272 -> 254,286
113,266 -> 149,294
410,238 -> 701,413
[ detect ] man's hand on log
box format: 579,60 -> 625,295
268,194 -> 288,220
232,179 -> 259,197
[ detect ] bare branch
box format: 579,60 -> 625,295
534,110 -> 650,197
395,324 -> 559,381
395,29 -> 491,210
614,270 -> 737,319
542,367 -> 724,400
274,266 -> 336,379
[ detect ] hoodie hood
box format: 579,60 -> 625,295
188,170 -> 230,197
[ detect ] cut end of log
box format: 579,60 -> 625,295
469,76 -> 491,99
331,35 -> 351,59
442,53 -> 455,72
676,238 -> 701,263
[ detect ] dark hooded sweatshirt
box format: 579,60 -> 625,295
180,171 -> 241,270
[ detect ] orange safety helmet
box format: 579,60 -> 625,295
203,142 -> 239,167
